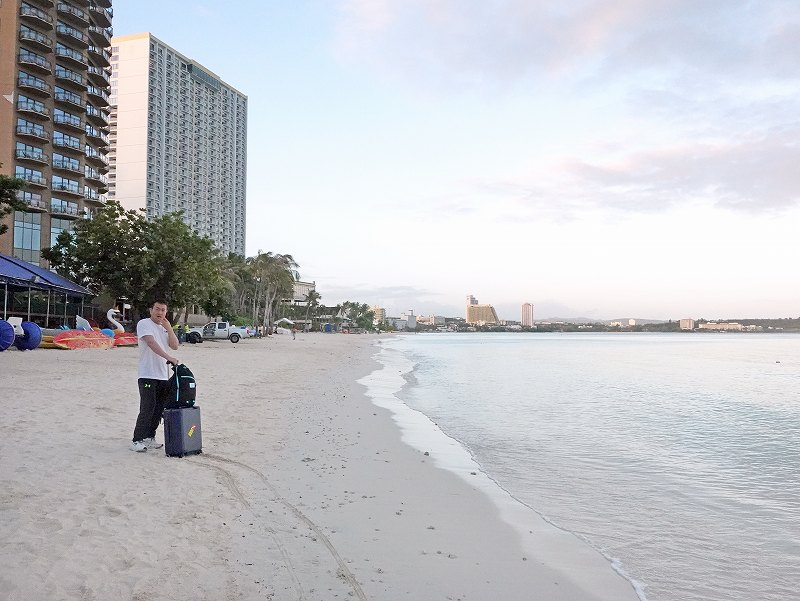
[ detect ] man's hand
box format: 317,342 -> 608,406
160,318 -> 172,330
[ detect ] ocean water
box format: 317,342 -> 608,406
366,333 -> 800,601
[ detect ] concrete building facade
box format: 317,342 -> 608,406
108,33 -> 247,256
466,303 -> 499,325
521,302 -> 534,327
1,0 -> 113,264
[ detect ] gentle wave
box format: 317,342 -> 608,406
372,333 -> 800,601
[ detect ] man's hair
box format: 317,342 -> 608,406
149,299 -> 168,308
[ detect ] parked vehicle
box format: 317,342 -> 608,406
187,321 -> 250,344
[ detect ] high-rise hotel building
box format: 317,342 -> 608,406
0,0 -> 113,264
521,302 -> 534,327
108,33 -> 247,256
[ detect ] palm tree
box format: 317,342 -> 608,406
303,289 -> 321,332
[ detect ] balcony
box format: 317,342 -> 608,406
55,45 -> 88,69
56,2 -> 89,26
87,45 -> 111,67
85,125 -> 109,146
16,191 -> 48,212
88,3 -> 112,27
16,124 -> 49,141
86,85 -> 109,106
53,158 -> 83,175
50,201 -> 81,218
88,25 -> 112,46
20,5 -> 54,29
15,149 -> 49,165
85,104 -> 109,126
19,173 -> 48,188
19,27 -> 52,52
55,65 -> 87,89
57,24 -> 90,47
84,169 -> 108,187
18,50 -> 52,74
54,89 -> 84,110
52,182 -> 83,197
17,99 -> 50,120
53,113 -> 83,131
84,147 -> 109,167
86,65 -> 109,86
18,74 -> 52,97
52,136 -> 82,151
83,187 -> 107,203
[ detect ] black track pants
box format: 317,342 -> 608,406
133,378 -> 170,442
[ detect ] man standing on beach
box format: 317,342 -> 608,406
131,300 -> 179,452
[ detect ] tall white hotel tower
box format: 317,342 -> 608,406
521,303 -> 534,327
108,33 -> 247,256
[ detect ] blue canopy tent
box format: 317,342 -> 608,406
0,253 -> 94,328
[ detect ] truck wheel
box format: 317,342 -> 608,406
229,333 -> 240,343
188,332 -> 202,344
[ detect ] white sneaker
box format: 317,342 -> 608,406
143,437 -> 163,449
130,440 -> 147,452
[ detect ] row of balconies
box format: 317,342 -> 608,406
16,192 -> 83,219
15,149 -> 108,184
15,173 -> 108,203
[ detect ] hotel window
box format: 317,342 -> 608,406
13,211 -> 42,264
52,175 -> 80,193
50,217 -> 74,247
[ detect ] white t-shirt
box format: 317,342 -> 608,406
137,318 -> 171,380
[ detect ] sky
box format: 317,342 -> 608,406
113,0 -> 800,321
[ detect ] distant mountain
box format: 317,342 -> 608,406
537,317 -> 598,324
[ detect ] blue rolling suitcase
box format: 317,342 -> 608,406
163,406 -> 202,457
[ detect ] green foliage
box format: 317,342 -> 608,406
0,172 -> 26,237
340,301 -> 375,331
43,201 -> 224,318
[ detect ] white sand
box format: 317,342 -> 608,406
0,333 -> 640,601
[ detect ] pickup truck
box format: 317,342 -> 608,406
187,322 -> 250,344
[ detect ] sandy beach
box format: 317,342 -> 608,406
0,333 -> 639,601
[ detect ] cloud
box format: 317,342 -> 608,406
463,125 -> 800,223
335,0 -> 800,87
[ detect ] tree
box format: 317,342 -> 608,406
43,200 -> 223,320
0,171 -> 26,237
303,289 -> 322,331
247,252 -> 298,331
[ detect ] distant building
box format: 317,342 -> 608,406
628,319 -> 636,326
286,280 -> 315,304
521,303 -> 534,327
679,319 -> 695,330
401,310 -> 417,330
465,294 -> 478,319
371,305 -> 386,324
466,304 -> 499,325
698,322 -> 743,331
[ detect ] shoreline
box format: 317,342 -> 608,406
1,333 -> 637,600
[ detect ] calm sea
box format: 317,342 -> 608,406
364,333 -> 800,601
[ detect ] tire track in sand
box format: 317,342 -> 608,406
194,453 -> 368,601
195,459 -> 307,601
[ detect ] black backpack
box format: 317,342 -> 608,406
165,363 -> 197,409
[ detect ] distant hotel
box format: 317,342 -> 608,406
108,33 -> 247,256
521,303 -> 534,327
465,294 -> 499,325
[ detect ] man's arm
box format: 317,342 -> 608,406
159,319 -> 180,351
141,334 -> 178,365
